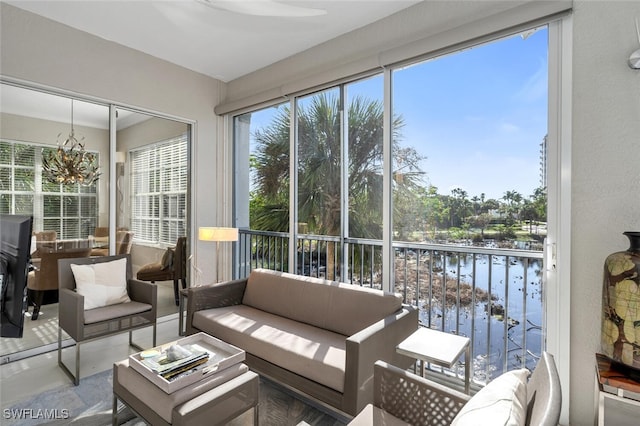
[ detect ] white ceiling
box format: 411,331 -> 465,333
6,0 -> 421,82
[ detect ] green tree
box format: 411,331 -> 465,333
501,190 -> 523,225
251,93 -> 421,276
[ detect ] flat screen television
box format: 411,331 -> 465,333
1,214 -> 33,338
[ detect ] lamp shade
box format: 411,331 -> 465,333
199,227 -> 238,242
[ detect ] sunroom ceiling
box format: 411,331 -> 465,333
6,0 -> 421,82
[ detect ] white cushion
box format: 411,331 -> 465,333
71,257 -> 131,310
452,368 -> 529,426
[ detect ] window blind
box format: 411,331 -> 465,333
130,134 -> 187,246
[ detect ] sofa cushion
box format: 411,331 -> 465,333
242,269 -> 403,336
84,300 -> 152,324
193,304 -> 347,392
451,368 -> 529,426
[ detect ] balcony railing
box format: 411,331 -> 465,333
238,229 -> 545,385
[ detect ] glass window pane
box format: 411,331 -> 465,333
44,195 -> 61,216
14,195 -> 33,214
296,88 -> 341,237
0,167 -> 11,191
14,169 -> 35,191
14,145 -> 35,167
0,194 -> 10,213
391,28 -> 548,377
241,103 -> 290,233
346,75 -> 384,240
43,218 -> 60,232
0,142 -> 10,165
62,219 -> 79,239
63,196 -> 79,216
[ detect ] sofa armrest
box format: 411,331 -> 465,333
185,278 -> 248,335
58,288 -> 84,341
343,305 -> 418,415
372,360 -> 469,425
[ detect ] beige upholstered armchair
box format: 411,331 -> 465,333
57,254 -> 157,385
27,247 -> 91,320
349,353 -> 561,426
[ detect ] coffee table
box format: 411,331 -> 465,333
112,334 -> 259,425
396,327 -> 471,394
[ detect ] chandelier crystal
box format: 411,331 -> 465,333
42,100 -> 100,186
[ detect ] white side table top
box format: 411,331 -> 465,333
397,327 -> 470,368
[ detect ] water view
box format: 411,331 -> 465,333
394,248 -> 543,383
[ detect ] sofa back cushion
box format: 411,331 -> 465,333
242,269 -> 403,336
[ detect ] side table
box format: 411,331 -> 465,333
595,353 -> 640,425
396,326 -> 471,394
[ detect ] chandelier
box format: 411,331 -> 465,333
42,100 -> 100,186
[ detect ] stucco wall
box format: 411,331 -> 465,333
571,1 -> 640,424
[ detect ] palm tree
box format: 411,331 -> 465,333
250,92 -> 420,278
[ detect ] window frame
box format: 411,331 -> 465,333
232,15 -> 572,422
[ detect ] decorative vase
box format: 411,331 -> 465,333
601,231 -> 640,373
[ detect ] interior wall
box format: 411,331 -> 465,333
0,3 -> 224,284
571,1 -> 640,424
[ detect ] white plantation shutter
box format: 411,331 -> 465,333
130,134 -> 187,246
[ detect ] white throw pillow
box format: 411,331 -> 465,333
451,368 -> 529,426
71,257 -> 131,310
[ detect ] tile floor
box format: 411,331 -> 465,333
0,315 -> 181,409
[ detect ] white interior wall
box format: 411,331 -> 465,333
571,1 -> 640,424
0,3 -> 225,285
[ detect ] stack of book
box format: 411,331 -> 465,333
141,343 -> 210,382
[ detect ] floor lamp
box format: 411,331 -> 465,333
198,227 -> 238,283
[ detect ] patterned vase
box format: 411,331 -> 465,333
601,231 -> 640,372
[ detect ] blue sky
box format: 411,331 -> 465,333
248,27 -> 548,201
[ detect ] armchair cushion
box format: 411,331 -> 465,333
451,368 -> 529,426
71,257 -> 131,310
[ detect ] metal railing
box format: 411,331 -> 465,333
238,228 -> 544,384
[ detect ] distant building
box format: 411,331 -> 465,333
539,135 -> 548,189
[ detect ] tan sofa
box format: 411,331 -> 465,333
186,268 -> 418,417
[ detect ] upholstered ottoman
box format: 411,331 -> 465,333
112,360 -> 259,426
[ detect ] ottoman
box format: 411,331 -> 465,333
112,360 -> 259,426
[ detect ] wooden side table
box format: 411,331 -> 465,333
396,326 -> 471,394
595,353 -> 640,425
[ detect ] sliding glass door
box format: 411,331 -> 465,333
0,82 -> 192,360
